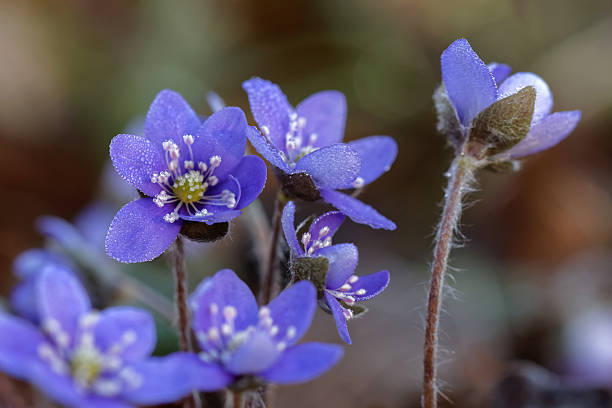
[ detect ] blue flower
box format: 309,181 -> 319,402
106,90 -> 268,263
187,269 -> 343,386
0,265 -> 224,408
242,77 -> 397,230
10,249 -> 76,323
439,38 -> 581,159
281,201 -> 390,344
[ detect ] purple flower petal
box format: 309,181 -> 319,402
242,77 -> 292,150
105,198 -> 181,263
319,189 -> 396,230
109,134 -> 165,197
281,201 -> 304,256
36,215 -> 82,252
36,265 -> 90,345
193,107 -> 248,179
29,365 -> 83,408
144,90 -> 201,152
0,314 -> 47,379
225,330 -> 281,375
324,293 -> 351,344
350,270 -> 390,301
260,342 -> 343,384
347,136 -> 397,187
13,249 -> 71,279
295,144 -> 360,189
488,62 -> 512,85
317,243 -> 358,290
73,396 -> 131,408
265,281 -> 316,346
93,306 -> 155,362
441,38 -> 497,126
497,72 -> 553,125
180,210 -> 243,224
74,202 -> 116,252
206,91 -> 226,113
10,279 -> 38,322
190,269 -> 258,353
307,211 -> 345,248
296,90 -> 346,148
503,110 -> 581,159
124,353 -> 231,405
246,125 -> 291,173
230,155 -> 267,210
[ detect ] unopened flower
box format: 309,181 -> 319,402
188,269 -> 343,386
435,38 -> 581,162
281,201 -> 389,344
0,265 -> 225,407
243,77 -> 397,230
106,90 -> 267,263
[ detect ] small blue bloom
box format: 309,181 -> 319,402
106,90 -> 268,263
281,201 -> 390,344
188,269 -> 343,386
10,249 -> 75,323
242,77 -> 397,230
0,265 -> 222,408
440,38 -> 581,159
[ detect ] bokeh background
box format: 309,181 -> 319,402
1,0 -> 611,407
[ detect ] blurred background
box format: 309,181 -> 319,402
1,0 -> 611,407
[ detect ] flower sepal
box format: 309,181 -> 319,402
468,86 -> 537,159
484,159 -> 522,173
274,169 -> 321,202
433,85 -> 463,151
291,257 -> 329,298
338,300 -> 368,318
227,374 -> 266,392
179,220 -> 229,243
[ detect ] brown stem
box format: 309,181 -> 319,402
423,156 -> 472,408
260,195 -> 284,305
172,236 -> 201,408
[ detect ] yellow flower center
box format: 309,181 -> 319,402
172,170 -> 208,204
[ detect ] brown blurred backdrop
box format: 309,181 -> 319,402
1,0 -> 611,407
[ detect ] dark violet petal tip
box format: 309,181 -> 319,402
441,38 -> 497,126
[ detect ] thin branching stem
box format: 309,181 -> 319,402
423,154 -> 474,408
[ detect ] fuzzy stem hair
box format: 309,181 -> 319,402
423,154 -> 475,408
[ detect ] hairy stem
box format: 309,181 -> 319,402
172,236 -> 201,408
423,155 -> 473,408
260,194 -> 284,305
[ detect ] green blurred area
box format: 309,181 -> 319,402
0,0 -> 611,407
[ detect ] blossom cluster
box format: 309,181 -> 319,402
0,37 -> 581,408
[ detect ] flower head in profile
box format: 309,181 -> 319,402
435,38 -> 581,163
187,269 -> 343,387
243,77 -> 397,230
0,265 -> 224,408
106,90 -> 267,263
281,201 -> 390,344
